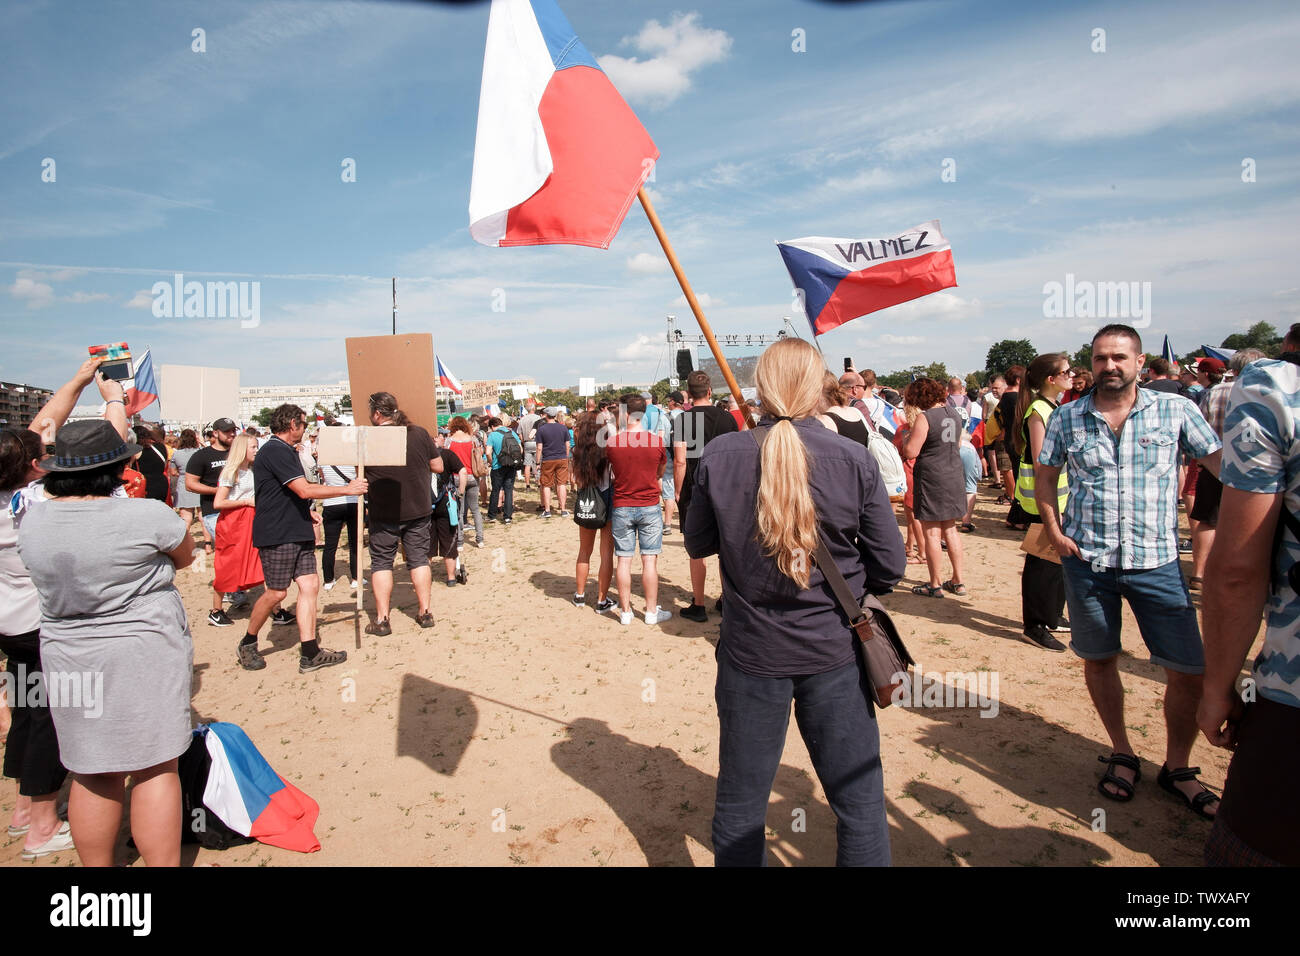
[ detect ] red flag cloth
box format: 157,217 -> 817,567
214,507 -> 265,593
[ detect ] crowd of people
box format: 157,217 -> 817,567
1,321 -> 1296,868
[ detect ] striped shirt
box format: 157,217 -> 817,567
1218,359 -> 1300,708
1199,379 -> 1233,437
1039,388 -> 1220,570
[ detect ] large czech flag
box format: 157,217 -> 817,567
778,221 -> 957,336
469,0 -> 659,249
197,722 -> 322,853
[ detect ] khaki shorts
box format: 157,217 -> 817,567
540,459 -> 569,489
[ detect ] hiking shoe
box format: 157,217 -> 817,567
365,618 -> 392,636
237,642 -> 266,671
595,597 -> 617,613
1021,625 -> 1066,652
208,609 -> 234,627
645,607 -> 672,626
271,608 -> 296,626
680,602 -> 708,623
417,612 -> 435,629
299,647 -> 347,673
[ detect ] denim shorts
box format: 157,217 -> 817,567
612,505 -> 663,557
202,511 -> 218,540
1060,555 -> 1204,673
660,472 -> 675,501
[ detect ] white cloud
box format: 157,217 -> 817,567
598,12 -> 732,109
878,292 -> 984,323
9,274 -> 55,309
626,252 -> 666,274
670,292 -> 723,309
614,334 -> 660,361
125,289 -> 154,309
65,291 -> 109,304
879,334 -> 927,346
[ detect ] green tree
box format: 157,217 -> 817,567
878,362 -> 951,391
1071,344 -> 1093,369
985,339 -> 1037,376
1221,321 -> 1280,355
252,407 -> 273,428
649,377 -> 672,405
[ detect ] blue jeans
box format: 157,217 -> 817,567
488,467 -> 516,520
1060,555 -> 1204,673
712,646 -> 890,866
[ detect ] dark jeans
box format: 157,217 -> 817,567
321,502 -> 359,581
712,645 -> 890,866
0,631 -> 68,796
1022,553 -> 1066,631
488,466 -> 517,520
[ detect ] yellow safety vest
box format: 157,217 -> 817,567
1015,398 -> 1068,516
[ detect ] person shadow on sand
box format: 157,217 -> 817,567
551,717 -> 839,866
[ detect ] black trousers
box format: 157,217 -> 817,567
1022,554 -> 1066,632
0,631 -> 68,796
321,503 -> 359,581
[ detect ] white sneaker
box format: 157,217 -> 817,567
645,607 -> 672,625
619,610 -> 634,626
350,580 -> 359,589
323,580 -> 335,591
21,821 -> 74,860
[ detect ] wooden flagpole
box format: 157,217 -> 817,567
638,187 -> 755,430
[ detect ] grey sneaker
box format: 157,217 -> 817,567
237,642 -> 266,671
299,647 -> 347,673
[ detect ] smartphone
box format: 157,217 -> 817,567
843,357 -> 853,372
88,342 -> 133,381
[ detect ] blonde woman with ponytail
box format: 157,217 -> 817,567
683,338 -> 905,867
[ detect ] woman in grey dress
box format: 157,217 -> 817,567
899,378 -> 967,597
17,420 -> 195,866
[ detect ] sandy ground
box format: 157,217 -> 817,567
2,480 -> 1255,867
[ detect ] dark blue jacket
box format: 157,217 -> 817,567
684,418 -> 905,677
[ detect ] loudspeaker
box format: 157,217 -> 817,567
676,348 -> 695,378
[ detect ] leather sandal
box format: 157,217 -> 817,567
1097,753 -> 1141,802
1156,764 -> 1219,820
912,584 -> 945,598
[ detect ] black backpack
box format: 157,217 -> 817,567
496,428 -> 524,468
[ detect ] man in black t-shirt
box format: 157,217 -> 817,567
363,391 -> 442,635
674,371 -> 738,622
186,418 -> 238,623
239,404 -> 367,673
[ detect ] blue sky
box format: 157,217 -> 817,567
3,0 -> 1299,394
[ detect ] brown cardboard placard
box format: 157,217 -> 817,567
344,334 -> 437,434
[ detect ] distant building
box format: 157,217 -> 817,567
238,381 -> 350,423
0,381 -> 54,429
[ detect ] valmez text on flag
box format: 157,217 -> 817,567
468,0 -> 659,249
124,349 -> 158,417
437,356 -> 464,394
778,221 -> 957,336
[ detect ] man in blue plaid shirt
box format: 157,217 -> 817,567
1036,325 -> 1223,817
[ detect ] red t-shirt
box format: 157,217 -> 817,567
730,409 -> 745,430
605,430 -> 665,507
448,437 -> 476,475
